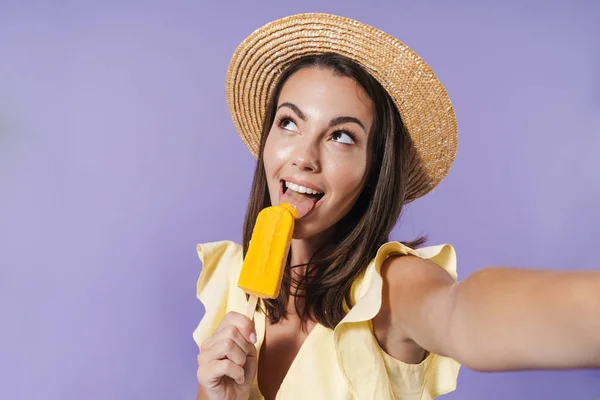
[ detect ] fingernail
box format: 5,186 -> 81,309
249,333 -> 257,344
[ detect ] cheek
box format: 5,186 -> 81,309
262,134 -> 276,176
263,132 -> 294,176
331,157 -> 368,196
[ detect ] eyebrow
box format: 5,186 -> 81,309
277,102 -> 367,133
277,102 -> 307,121
329,116 -> 366,132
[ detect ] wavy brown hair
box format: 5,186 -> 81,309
242,53 -> 426,329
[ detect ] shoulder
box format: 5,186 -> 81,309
380,244 -> 457,291
196,240 -> 243,278
192,240 -> 244,350
197,240 -> 243,265
369,241 -> 458,290
373,242 -> 460,358
336,241 -> 462,396
194,240 -> 244,307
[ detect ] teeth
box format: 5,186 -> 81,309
285,181 -> 323,195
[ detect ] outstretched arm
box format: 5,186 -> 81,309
375,255 -> 600,371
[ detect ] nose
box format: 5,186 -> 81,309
291,137 -> 320,172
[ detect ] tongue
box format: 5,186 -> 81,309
280,190 -> 317,219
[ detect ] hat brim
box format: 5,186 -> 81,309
226,13 -> 457,202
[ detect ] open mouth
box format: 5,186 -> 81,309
281,180 -> 325,202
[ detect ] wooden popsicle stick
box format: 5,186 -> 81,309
244,294 -> 259,321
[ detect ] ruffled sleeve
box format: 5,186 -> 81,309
192,240 -> 244,351
411,244 -> 460,399
333,241 -> 461,400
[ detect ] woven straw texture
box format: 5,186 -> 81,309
226,13 -> 458,202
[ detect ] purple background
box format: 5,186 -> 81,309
1,1 -> 599,399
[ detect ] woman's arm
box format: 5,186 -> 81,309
375,255 -> 600,371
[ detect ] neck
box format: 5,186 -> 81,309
289,226 -> 334,276
285,227 -> 332,309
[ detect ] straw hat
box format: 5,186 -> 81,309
226,13 -> 457,202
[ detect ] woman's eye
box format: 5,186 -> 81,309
280,118 -> 298,132
332,131 -> 355,145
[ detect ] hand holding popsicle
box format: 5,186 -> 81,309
196,203 -> 297,400
196,312 -> 258,400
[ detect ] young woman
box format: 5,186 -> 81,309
194,14 -> 600,400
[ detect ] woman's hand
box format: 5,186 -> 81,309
197,312 -> 258,400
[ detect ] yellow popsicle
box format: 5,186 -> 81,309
238,202 -> 297,318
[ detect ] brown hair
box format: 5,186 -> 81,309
242,53 -> 426,329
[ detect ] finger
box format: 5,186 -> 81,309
243,344 -> 258,384
208,338 -> 247,366
246,335 -> 257,358
201,324 -> 255,356
212,359 -> 246,385
216,312 -> 256,343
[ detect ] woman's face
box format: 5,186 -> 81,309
263,67 -> 375,239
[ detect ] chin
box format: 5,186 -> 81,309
291,218 -> 333,240
291,228 -> 316,240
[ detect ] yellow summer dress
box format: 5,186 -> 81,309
193,240 -> 461,399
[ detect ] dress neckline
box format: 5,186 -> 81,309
254,305 -> 324,399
